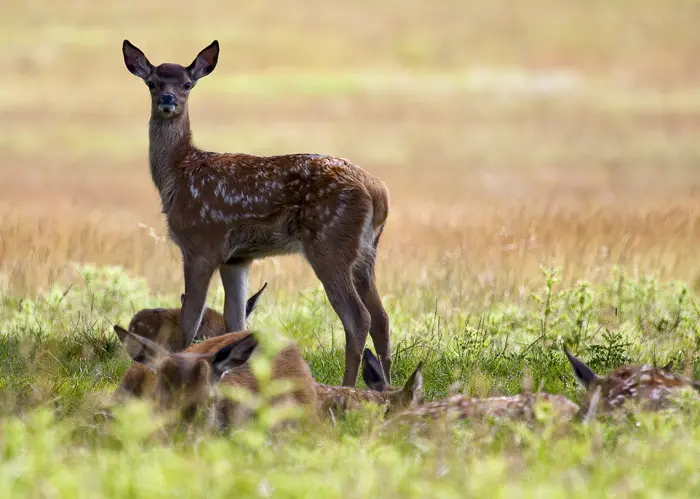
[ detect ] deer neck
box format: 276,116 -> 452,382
148,110 -> 193,213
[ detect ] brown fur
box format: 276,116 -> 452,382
113,283 -> 266,352
564,347 -> 699,414
115,331 -> 317,428
315,350 -> 423,419
383,393 -> 581,429
122,40 -> 392,387
122,307 -> 225,352
315,383 -> 418,419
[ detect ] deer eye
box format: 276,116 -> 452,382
183,82 -> 192,90
146,81 -> 156,90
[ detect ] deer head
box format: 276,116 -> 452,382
563,345 -> 700,414
125,332 -> 258,419
122,40 -> 219,120
179,282 -> 268,319
361,349 -> 424,414
113,282 -> 267,352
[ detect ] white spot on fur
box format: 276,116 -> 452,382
329,202 -> 347,228
209,209 -> 237,224
200,203 -> 210,219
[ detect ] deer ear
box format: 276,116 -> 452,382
403,362 -> 424,406
211,334 -> 258,378
245,282 -> 268,319
563,346 -> 598,388
113,325 -> 129,343
122,40 -> 153,79
126,332 -> 171,369
187,40 -> 219,81
361,349 -> 387,391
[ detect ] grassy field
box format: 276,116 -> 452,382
2,0 -> 700,496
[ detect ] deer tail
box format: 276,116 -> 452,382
367,180 -> 390,248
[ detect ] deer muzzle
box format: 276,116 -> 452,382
157,93 -> 178,114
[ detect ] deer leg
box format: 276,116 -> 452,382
219,260 -> 251,333
322,268 -> 370,387
353,254 -> 391,384
305,248 -> 371,387
181,256 -> 217,347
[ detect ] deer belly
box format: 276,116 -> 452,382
224,226 -> 303,260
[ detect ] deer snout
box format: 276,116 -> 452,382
157,93 -> 178,113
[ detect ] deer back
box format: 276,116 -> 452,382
584,364 -> 697,413
204,331 -> 318,410
315,349 -> 423,419
384,393 -> 580,429
564,346 -> 699,414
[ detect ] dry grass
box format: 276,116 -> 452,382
2,0 -> 700,306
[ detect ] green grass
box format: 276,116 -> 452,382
1,264 -> 700,497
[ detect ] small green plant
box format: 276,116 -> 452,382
1,266 -> 700,497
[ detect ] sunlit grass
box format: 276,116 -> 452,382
2,0 -> 700,496
2,266 -> 700,497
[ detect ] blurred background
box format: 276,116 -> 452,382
1,0 -> 700,307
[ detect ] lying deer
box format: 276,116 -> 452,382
382,392 -> 580,429
563,346 -> 700,414
115,303 -> 420,419
113,283 -> 267,352
119,330 -> 317,428
315,349 -> 423,420
122,40 -> 392,387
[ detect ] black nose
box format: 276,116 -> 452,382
158,93 -> 176,105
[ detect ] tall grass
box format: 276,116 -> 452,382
2,0 -> 700,496
1,265 -> 700,497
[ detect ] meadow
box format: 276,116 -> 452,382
2,0 -> 700,496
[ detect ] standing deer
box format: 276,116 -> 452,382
122,40 -> 391,386
563,346 -> 700,414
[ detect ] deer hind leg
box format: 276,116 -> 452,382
219,259 -> 251,333
181,255 -> 218,347
315,263 -> 370,387
303,200 -> 373,387
353,249 -> 391,384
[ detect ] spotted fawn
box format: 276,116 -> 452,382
564,346 -> 699,414
113,283 -> 267,353
123,40 -> 391,387
118,330 -> 317,428
315,349 -> 423,420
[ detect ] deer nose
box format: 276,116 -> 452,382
158,93 -> 176,105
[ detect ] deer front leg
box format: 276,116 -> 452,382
219,260 -> 251,333
181,255 -> 218,347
